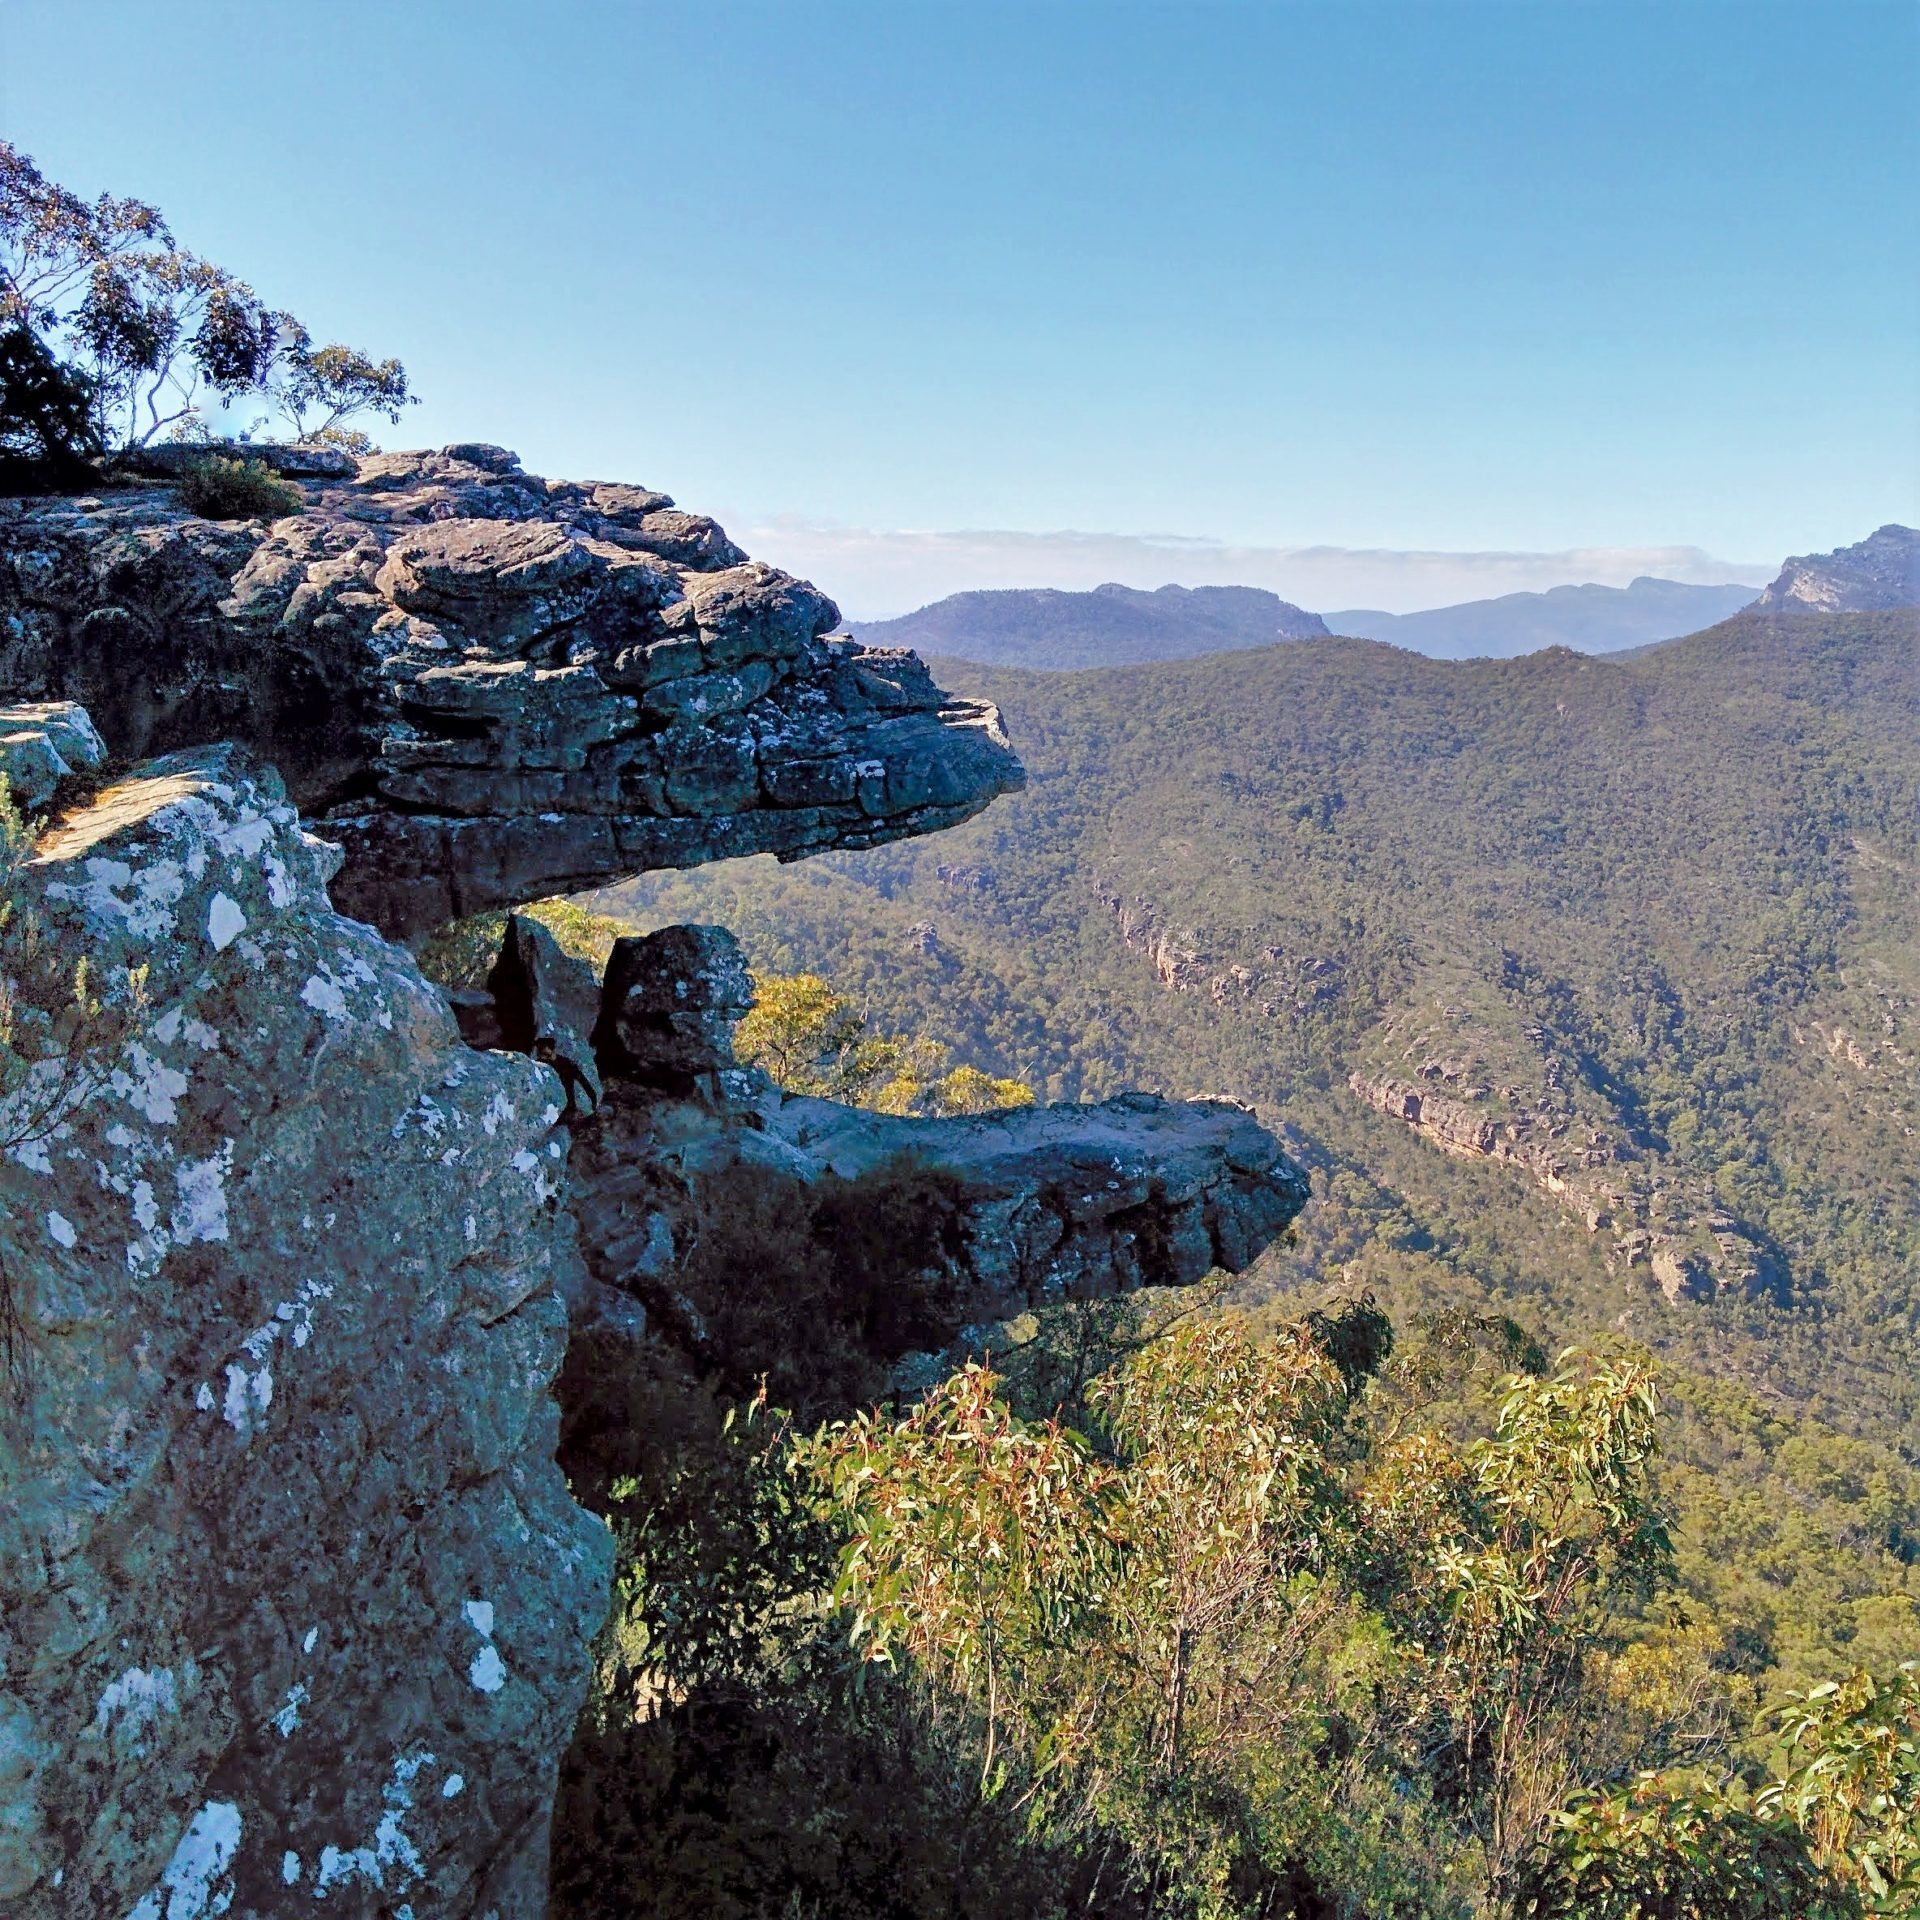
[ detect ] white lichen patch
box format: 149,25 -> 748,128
46,1210 -> 76,1247
94,1665 -> 178,1745
441,1773 -> 464,1799
469,1644 -> 508,1694
110,1044 -> 190,1126
49,848 -> 187,943
221,1363 -> 273,1438
170,1144 -> 234,1245
206,891 -> 246,951
122,1799 -> 241,1920
463,1599 -> 494,1638
271,1680 -> 309,1737
281,1851 -> 301,1886
310,1747 -> 436,1897
299,971 -> 349,1020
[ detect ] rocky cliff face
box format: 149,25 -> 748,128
1754,523 -> 1919,613
0,449 -> 1309,1918
1348,1011 -> 1776,1304
0,446 -> 1021,938
0,747 -> 610,1918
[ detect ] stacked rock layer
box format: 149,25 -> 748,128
0,445 -> 1022,938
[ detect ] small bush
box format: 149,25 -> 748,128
174,453 -> 303,521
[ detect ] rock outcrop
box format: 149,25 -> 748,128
1754,523 -> 1919,613
0,449 -> 1309,1920
0,700 -> 105,810
1099,881 -> 1344,1015
0,446 -> 1021,938
1347,1062 -> 1774,1302
0,747 -> 610,1917
454,922 -> 1310,1372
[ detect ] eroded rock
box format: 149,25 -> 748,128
452,917 -> 1310,1363
0,447 -> 1023,938
0,747 -> 610,1917
0,700 -> 106,811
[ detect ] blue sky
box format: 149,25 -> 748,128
4,0 -> 1914,613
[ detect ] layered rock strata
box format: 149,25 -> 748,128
0,747 -> 610,1917
1347,1066 -> 1772,1302
471,922 -> 1311,1359
0,445 -> 1021,939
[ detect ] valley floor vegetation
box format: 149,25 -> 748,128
551,1290 -> 1917,1919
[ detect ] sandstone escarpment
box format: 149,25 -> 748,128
1348,1026 -> 1777,1304
1097,881 -> 1344,1014
0,445 -> 1021,939
0,749 -> 610,1917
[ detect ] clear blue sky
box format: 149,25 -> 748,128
3,0 -> 1914,612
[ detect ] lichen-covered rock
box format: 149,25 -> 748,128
0,446 -> 1023,938
466,920 -> 1310,1347
489,913 -> 604,1117
0,700 -> 106,810
592,924 -> 756,1090
0,746 -> 610,1918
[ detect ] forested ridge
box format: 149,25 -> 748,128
600,606 -> 1920,1710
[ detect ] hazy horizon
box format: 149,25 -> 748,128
737,518 -> 1776,623
6,0 -> 1913,610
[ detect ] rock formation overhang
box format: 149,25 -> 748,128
0,444 -> 1024,939
473,917 -> 1313,1352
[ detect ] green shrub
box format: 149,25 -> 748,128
174,452 -> 303,521
1513,1778 -> 1858,1919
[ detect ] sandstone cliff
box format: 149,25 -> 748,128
0,448 -> 1311,1917
0,444 -> 1022,938
1753,523 -> 1919,614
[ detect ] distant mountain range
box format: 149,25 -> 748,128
844,526 -> 1918,670
1323,577 -> 1761,659
848,583 -> 1328,670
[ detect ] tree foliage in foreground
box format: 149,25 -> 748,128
555,1296 -> 1916,1918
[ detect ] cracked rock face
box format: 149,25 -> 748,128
0,445 -> 1023,939
0,747 -> 610,1918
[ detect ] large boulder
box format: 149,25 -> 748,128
0,746 -> 611,1917
0,448 -> 1023,938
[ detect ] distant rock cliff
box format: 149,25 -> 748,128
1754,524 -> 1919,613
